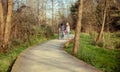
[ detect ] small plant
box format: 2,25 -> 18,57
97,41 -> 104,47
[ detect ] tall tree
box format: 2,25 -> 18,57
37,0 -> 40,16
70,0 -> 97,31
0,0 -> 4,45
73,0 -> 83,55
0,0 -> 13,52
51,0 -> 54,26
95,0 -> 108,45
41,0 -> 45,23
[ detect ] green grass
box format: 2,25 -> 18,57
0,34 -> 57,72
70,30 -> 75,34
64,33 -> 120,72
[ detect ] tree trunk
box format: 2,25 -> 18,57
41,0 -> 45,23
73,0 -> 83,55
95,0 -> 108,45
52,0 -> 54,26
37,0 -> 40,16
0,0 -> 13,52
0,0 -> 5,51
51,0 -> 55,33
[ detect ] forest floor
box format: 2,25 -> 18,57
11,35 -> 100,72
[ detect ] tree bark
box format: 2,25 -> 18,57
73,0 -> 83,55
0,0 -> 4,33
0,0 -> 5,50
95,0 -> 108,45
41,0 -> 45,23
37,0 -> 40,16
52,0 -> 54,26
0,0 -> 13,52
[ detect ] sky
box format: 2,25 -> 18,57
13,0 -> 77,18
45,0 -> 77,18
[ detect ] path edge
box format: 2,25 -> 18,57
62,39 -> 102,72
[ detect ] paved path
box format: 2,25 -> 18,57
11,36 -> 100,72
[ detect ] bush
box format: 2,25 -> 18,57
114,32 -> 120,37
92,32 -> 120,49
111,32 -> 120,49
113,41 -> 120,49
39,24 -> 54,38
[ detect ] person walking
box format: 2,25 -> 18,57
58,24 -> 62,39
66,22 -> 70,39
61,23 -> 66,39
58,23 -> 65,39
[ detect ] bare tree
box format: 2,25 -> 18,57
37,0 -> 40,16
41,0 -> 45,23
51,0 -> 54,26
73,0 -> 83,55
0,0 -> 4,45
95,0 -> 108,45
0,0 -> 13,52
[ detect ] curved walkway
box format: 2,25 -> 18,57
11,35 -> 100,72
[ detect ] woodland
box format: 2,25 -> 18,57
0,0 -> 120,72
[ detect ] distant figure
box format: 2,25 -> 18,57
65,22 -> 70,39
58,23 -> 65,39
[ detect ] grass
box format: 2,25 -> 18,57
70,30 -> 75,34
0,34 -> 57,72
64,33 -> 120,72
